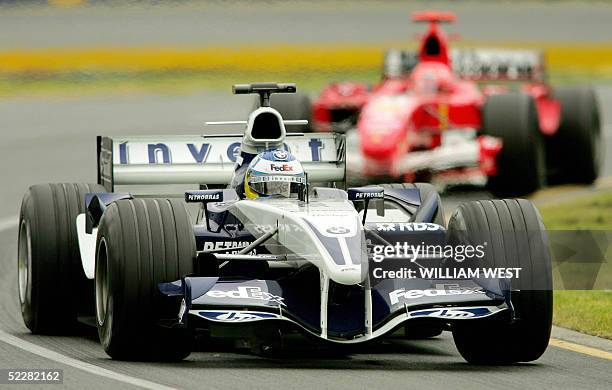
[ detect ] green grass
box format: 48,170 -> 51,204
538,190 -> 612,339
0,70 -> 380,99
539,190 -> 612,229
552,290 -> 612,339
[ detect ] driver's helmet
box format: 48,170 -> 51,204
244,149 -> 306,199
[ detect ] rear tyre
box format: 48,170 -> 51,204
95,198 -> 195,361
546,86 -> 601,184
254,93 -> 312,132
447,199 -> 552,364
18,183 -> 105,334
482,93 -> 545,197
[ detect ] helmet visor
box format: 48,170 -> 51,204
249,175 -> 305,198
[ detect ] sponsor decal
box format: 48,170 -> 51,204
198,310 -> 279,323
205,286 -> 286,306
273,150 -> 288,160
389,283 -> 485,305
375,222 -> 442,232
326,226 -> 350,235
409,307 -> 493,319
270,163 -> 294,172
348,188 -> 384,200
185,193 -> 221,202
253,223 -> 304,234
354,191 -> 384,199
115,138 -> 329,165
202,241 -> 256,254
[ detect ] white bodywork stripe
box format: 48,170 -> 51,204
338,237 -> 353,265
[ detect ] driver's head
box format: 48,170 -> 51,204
244,149 -> 306,199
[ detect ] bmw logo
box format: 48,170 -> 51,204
273,150 -> 288,160
326,226 -> 350,234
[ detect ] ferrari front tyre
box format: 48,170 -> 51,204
95,198 -> 195,361
546,86 -> 601,185
447,199 -> 552,364
482,92 -> 545,197
254,92 -> 312,133
18,183 -> 105,334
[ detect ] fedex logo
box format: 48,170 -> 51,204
270,164 -> 293,172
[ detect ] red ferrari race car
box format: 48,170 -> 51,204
271,11 -> 601,196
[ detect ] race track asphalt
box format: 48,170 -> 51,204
0,2 -> 611,389
1,0 -> 612,48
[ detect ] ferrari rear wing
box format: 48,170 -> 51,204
97,133 -> 345,191
383,48 -> 546,82
452,48 -> 546,82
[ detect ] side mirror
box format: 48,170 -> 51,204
185,190 -> 225,232
347,187 -> 384,201
347,187 -> 384,224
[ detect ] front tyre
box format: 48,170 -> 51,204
448,199 -> 552,364
95,198 -> 195,361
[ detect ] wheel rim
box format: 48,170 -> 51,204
17,220 -> 31,305
95,237 -> 109,327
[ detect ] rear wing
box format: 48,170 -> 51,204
383,48 -> 546,82
97,133 -> 345,191
452,48 -> 546,82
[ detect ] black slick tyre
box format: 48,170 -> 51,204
482,93 -> 545,197
18,183 -> 105,334
546,86 -> 601,184
95,198 -> 195,361
447,199 -> 552,364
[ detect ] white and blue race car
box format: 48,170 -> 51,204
17,83 -> 552,364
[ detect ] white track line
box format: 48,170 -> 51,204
0,216 -> 18,233
0,329 -> 178,390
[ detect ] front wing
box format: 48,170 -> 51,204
160,276 -> 509,344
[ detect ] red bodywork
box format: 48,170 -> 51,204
312,11 -> 561,184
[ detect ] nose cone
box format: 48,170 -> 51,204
358,94 -> 414,159
305,216 -> 367,286
331,263 -> 363,285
